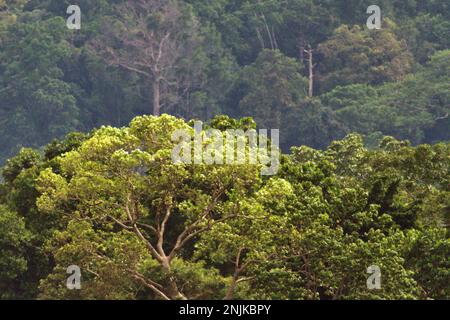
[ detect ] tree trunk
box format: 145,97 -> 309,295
153,80 -> 161,116
307,45 -> 314,97
161,258 -> 187,300
224,271 -> 239,300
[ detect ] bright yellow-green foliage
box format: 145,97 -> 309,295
1,115 -> 448,300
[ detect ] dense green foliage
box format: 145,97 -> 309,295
0,115 -> 448,299
0,0 -> 448,163
0,0 -> 449,300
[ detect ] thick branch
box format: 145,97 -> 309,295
156,206 -> 172,257
131,272 -> 171,300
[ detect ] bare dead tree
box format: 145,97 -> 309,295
254,12 -> 266,49
304,44 -> 316,97
254,9 -> 278,50
90,0 -> 195,116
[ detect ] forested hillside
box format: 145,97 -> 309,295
0,0 -> 449,162
0,0 -> 449,300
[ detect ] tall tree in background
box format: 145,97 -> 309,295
91,0 -> 200,116
305,44 -> 315,97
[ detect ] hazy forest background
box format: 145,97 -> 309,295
0,0 -> 449,162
